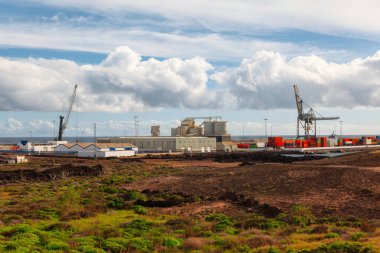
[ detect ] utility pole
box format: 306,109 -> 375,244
270,125 -> 272,137
53,121 -> 55,139
93,123 -> 97,160
134,116 -> 139,137
242,124 -> 245,143
340,120 -> 343,138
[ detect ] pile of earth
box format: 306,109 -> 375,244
124,153 -> 380,219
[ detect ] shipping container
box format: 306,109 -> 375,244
237,143 -> 250,149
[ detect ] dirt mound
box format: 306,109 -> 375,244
124,161 -> 380,218
0,164 -> 104,183
308,151 -> 380,167
142,152 -> 323,164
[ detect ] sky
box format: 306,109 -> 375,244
1,0 -> 380,137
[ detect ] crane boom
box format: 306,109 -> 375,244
293,84 -> 339,139
293,85 -> 303,115
57,84 -> 78,141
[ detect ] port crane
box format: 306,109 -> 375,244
293,84 -> 339,139
57,84 -> 78,141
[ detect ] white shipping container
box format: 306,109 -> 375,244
256,142 -> 266,148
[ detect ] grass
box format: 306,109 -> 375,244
0,159 -> 380,252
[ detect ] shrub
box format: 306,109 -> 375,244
103,176 -> 134,185
99,186 -> 120,194
12,232 -> 40,247
325,232 -> 340,239
106,198 -> 124,209
129,237 -> 152,252
162,236 -> 183,248
45,239 -> 70,251
79,245 -> 106,253
261,219 -> 287,230
201,230 -> 213,237
291,205 -> 315,226
236,245 -> 253,253
123,218 -> 153,237
123,190 -> 146,201
268,247 -> 281,253
59,185 -> 83,216
318,241 -> 372,253
351,232 -> 365,242
205,214 -> 233,232
102,237 -> 129,253
134,205 -> 148,215
32,208 -> 60,220
124,219 -> 152,231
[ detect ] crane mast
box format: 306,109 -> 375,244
293,84 -> 339,139
57,84 -> 78,141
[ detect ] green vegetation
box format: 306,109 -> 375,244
0,160 -> 379,252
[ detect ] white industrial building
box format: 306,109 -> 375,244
97,136 -> 216,153
171,117 -> 229,137
54,143 -> 138,158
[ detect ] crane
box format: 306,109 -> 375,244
57,84 -> 78,141
293,84 -> 339,139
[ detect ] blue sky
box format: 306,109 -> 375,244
1,0 -> 380,137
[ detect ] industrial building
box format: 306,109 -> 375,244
171,117 -> 229,138
97,136 -> 216,153
55,143 -> 138,158
169,117 -> 232,151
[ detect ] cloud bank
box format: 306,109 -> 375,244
1,46 -> 380,112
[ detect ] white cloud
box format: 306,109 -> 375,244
0,22 -> 337,61
212,50 -> 380,110
2,46 -> 380,114
0,46 -> 224,112
0,118 -> 24,134
22,0 -> 380,40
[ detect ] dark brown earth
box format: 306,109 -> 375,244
2,151 -> 380,218
0,164 -> 104,183
125,151 -> 380,219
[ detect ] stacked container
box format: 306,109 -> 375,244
267,137 -> 284,148
319,137 -> 327,147
237,143 -> 250,149
284,139 -> 295,148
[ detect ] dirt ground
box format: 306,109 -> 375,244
2,151 -> 380,219
125,151 -> 380,219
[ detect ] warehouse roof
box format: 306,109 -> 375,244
57,142 -> 136,149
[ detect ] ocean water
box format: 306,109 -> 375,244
0,135 -> 372,144
0,137 -> 96,144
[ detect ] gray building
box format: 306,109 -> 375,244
97,136 -> 216,153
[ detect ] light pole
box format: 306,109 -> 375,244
93,123 -> 97,160
134,116 -> 139,137
264,118 -> 268,145
242,124 -> 245,143
340,120 -> 343,138
53,120 -> 56,139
